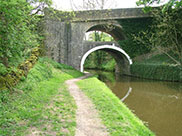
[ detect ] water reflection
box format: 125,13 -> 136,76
121,87 -> 132,102
87,70 -> 182,136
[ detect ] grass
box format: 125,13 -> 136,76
77,77 -> 155,136
0,57 -> 83,136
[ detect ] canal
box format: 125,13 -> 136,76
87,70 -> 182,136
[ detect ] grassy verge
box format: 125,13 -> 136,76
77,77 -> 155,136
0,57 -> 83,136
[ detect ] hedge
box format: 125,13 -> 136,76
131,63 -> 182,82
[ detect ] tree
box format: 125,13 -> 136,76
27,0 -> 52,14
0,0 -> 52,70
135,0 -> 182,66
137,0 -> 182,12
70,0 -> 116,10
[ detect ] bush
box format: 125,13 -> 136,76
131,63 -> 182,82
0,63 -> 8,76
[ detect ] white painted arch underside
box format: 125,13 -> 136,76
80,45 -> 133,72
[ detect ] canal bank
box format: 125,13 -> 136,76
0,57 -> 154,136
0,57 -> 83,135
87,70 -> 182,136
77,76 -> 154,136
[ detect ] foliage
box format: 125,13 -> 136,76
27,0 -> 52,14
0,57 -> 83,135
87,69 -> 116,82
87,31 -> 114,41
0,63 -> 8,76
131,62 -> 182,82
102,58 -> 115,71
135,0 -> 182,66
131,53 -> 182,81
0,0 -> 52,71
118,18 -> 152,58
136,0 -> 182,12
0,47 -> 40,91
77,77 -> 155,136
85,54 -> 116,71
141,52 -> 179,65
71,0 -> 117,10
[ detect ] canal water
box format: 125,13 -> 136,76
87,70 -> 182,136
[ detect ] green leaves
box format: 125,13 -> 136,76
0,0 -> 52,68
137,0 -> 182,12
0,63 -> 8,75
135,0 -> 182,66
0,0 -> 33,66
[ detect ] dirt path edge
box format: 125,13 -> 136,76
65,73 -> 109,136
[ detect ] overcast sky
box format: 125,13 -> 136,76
52,0 -> 168,11
52,0 -> 141,10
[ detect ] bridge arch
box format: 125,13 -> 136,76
80,45 -> 132,74
45,8 -> 150,74
85,23 -> 126,41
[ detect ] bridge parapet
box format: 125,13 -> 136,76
45,8 -> 151,22
84,41 -> 119,46
83,41 -> 120,54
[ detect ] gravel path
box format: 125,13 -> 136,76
65,73 -> 109,136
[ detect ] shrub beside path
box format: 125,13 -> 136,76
65,73 -> 109,136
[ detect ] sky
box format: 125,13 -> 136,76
52,0 -> 168,11
52,0 -> 141,11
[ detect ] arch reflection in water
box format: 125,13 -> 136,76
121,87 -> 132,102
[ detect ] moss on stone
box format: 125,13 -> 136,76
0,47 -> 41,91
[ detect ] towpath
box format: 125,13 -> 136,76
65,73 -> 109,136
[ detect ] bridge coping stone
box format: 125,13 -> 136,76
45,8 -> 151,22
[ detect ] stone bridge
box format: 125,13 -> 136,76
44,8 -> 150,75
